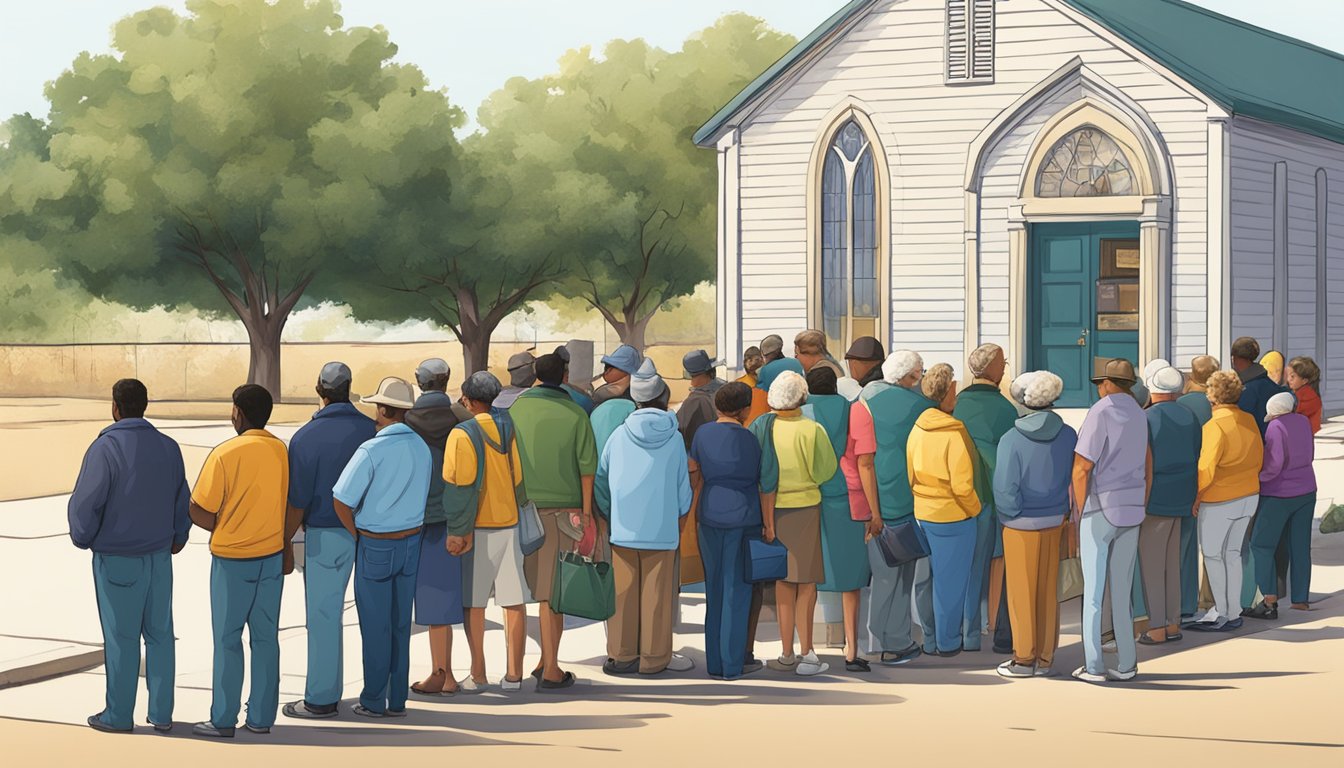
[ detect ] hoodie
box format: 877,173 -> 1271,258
1260,412 -> 1316,498
993,411 -> 1078,530
907,409 -> 982,523
596,408 -> 692,550
406,391 -> 473,525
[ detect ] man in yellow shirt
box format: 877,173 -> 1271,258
188,385 -> 295,738
444,372 -> 528,693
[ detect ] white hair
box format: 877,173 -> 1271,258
1013,371 -> 1064,409
767,370 -> 809,411
882,350 -> 923,385
968,344 -> 1002,377
1266,391 -> 1296,420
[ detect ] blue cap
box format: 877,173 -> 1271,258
600,344 -> 642,376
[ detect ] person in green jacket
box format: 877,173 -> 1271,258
952,343 -> 1018,654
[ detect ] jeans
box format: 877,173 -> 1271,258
914,557 -> 937,654
210,553 -> 284,729
963,508 -> 996,649
302,528 -> 356,708
698,525 -> 752,679
1199,495 -> 1257,623
1251,494 -> 1314,604
1179,516 -> 1199,617
865,538 -> 918,654
354,534 -> 421,714
1079,512 -> 1140,676
1138,516 -> 1182,629
92,550 -> 174,729
920,517 -> 977,653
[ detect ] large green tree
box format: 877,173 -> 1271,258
475,15 -> 795,351
0,0 -> 465,397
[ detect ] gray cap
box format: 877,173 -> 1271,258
318,361 -> 352,390
629,358 -> 668,403
760,334 -> 784,358
508,351 -> 537,389
414,358 -> 450,389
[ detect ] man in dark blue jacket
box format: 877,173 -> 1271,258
1230,337 -> 1287,437
69,379 -> 191,734
282,362 -> 375,720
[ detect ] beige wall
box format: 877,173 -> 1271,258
0,342 -> 704,402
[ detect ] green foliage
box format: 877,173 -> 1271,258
473,14 -> 795,348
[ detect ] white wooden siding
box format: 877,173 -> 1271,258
730,0 -> 1211,372
1229,117 -> 1344,410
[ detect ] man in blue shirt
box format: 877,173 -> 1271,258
281,362 -> 375,720
333,377 -> 433,718
69,379 -> 191,734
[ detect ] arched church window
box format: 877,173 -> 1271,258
1035,127 -> 1135,197
820,119 -> 879,353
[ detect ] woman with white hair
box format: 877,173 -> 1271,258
992,371 -> 1078,677
749,370 -> 837,676
907,364 -> 982,657
1245,392 -> 1316,617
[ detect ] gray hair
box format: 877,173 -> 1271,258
767,370 -> 809,411
882,350 -> 923,385
968,343 -> 1002,377
1012,371 -> 1064,409
461,371 -> 502,405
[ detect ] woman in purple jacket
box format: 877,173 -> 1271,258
1244,393 -> 1315,617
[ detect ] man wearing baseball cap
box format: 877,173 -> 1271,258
496,351 -> 537,410
332,377 -> 433,717
677,349 -> 725,451
837,337 -> 884,402
283,362 -> 375,721
593,344 -> 643,407
1071,358 -> 1150,683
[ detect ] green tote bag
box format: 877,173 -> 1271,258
551,551 -> 616,621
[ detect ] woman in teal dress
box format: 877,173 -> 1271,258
802,366 -> 873,671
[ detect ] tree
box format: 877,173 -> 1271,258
0,0 -> 465,397
474,14 -> 796,351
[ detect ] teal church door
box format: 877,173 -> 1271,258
1030,222 -> 1141,408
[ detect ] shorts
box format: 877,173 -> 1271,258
462,526 -> 531,608
523,508 -> 579,603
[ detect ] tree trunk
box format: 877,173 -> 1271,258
460,327 -> 494,378
240,313 -> 286,402
617,309 -> 654,353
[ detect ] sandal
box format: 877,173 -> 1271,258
537,671 -> 576,691
1136,633 -> 1165,645
845,657 -> 871,672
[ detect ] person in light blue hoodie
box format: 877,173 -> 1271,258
595,361 -> 694,676
993,371 -> 1078,678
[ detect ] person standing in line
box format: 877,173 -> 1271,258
1244,393 -> 1315,617
1070,359 -> 1149,683
553,345 -> 596,415
70,379 -> 191,734
282,363 -> 376,721
993,372 -> 1076,678
495,351 -> 537,410
736,346 -> 765,389
1179,356 -> 1219,427
592,350 -> 645,457
907,364 -> 981,658
1285,356 -> 1323,435
746,335 -> 791,425
447,373 -> 531,692
690,382 -> 765,680
677,349 -> 726,451
803,366 -> 871,671
190,385 -> 292,738
597,361 -> 694,675
332,377 -> 433,717
793,329 -> 846,379
1260,350 -> 1285,387
853,350 -> 933,662
592,344 -> 643,407
753,370 -> 836,676
953,343 -> 1018,655
1136,364 -> 1201,645
1177,355 -> 1219,621
404,359 -> 473,697
1190,371 -> 1263,632
512,353 -> 599,691
1230,337 -> 1286,437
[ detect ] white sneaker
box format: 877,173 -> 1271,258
796,651 -> 829,677
458,677 -> 489,694
1071,666 -> 1107,683
499,677 -> 523,692
1106,668 -> 1136,682
1101,640 -> 1118,653
665,653 -> 695,673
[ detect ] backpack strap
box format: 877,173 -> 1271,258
444,418 -> 488,537
750,412 -> 780,494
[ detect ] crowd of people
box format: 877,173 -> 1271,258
67,330 -> 1323,736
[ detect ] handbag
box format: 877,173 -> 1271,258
490,417 -> 546,556
551,551 -> 616,621
1057,519 -> 1083,602
875,517 -> 930,567
742,535 -> 789,584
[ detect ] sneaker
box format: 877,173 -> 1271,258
879,646 -> 922,666
150,721 -> 172,733
1071,667 -> 1107,683
1034,665 -> 1058,678
1241,602 -> 1278,620
1101,639 -> 1118,653
384,709 -> 408,718
1106,668 -> 1137,682
458,676 -> 490,694
767,655 -> 798,672
86,714 -> 132,734
192,721 -> 235,738
500,677 -> 523,692
665,654 -> 695,673
283,701 -> 338,720
603,658 -> 640,676
741,659 -> 765,676
996,660 -> 1034,678
795,651 -> 830,677
243,723 -> 270,734
936,648 -> 962,658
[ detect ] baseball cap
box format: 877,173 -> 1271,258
600,344 -> 642,376
682,349 -> 722,377
760,335 -> 784,358
361,377 -> 416,410
318,361 -> 352,390
1090,358 -> 1137,386
844,337 -> 885,361
507,351 -> 536,388
414,358 -> 450,388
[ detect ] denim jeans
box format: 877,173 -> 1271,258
698,525 -> 752,679
354,534 -> 421,714
963,508 -> 996,649
1251,494 -> 1313,604
1079,512 -> 1140,676
210,553 -> 284,729
302,528 -> 356,708
920,517 -> 977,653
1179,516 -> 1199,617
93,549 -> 174,729
914,557 -> 937,654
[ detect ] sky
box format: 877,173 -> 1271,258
2,0 -> 1343,133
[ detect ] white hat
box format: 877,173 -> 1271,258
1266,392 -> 1296,420
629,358 -> 668,403
1147,365 -> 1185,395
361,377 -> 416,410
1143,358 -> 1172,383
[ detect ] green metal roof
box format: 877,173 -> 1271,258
694,0 -> 1344,147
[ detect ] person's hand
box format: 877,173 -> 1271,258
865,517 -> 884,540
282,545 -> 295,575
171,541 -> 186,555
447,534 -> 473,556
763,524 -> 776,544
1191,503 -> 1200,518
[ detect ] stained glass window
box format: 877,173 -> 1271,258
820,119 -> 880,353
1035,127 -> 1135,197
821,149 -> 847,348
852,151 -> 877,319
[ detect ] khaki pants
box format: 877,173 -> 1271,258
1002,526 -> 1063,668
608,546 -> 677,674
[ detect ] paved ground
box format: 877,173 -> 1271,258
2,410 -> 1343,766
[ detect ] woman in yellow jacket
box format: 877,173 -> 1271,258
907,363 -> 982,656
1190,370 -> 1264,632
